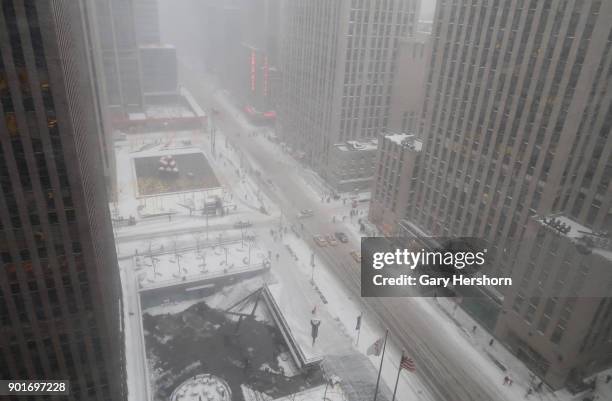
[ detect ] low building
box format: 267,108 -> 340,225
369,132 -> 422,236
326,139 -> 379,193
112,87 -> 207,132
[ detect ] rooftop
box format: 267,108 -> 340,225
537,214 -> 612,261
384,132 -> 423,151
334,139 -> 378,152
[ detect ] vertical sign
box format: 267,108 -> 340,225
263,55 -> 269,97
250,50 -> 256,92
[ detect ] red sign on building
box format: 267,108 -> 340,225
250,50 -> 256,92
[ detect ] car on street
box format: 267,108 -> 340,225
313,235 -> 328,247
350,251 -> 362,263
325,234 -> 338,246
298,209 -> 314,218
334,232 -> 349,243
233,220 -> 252,229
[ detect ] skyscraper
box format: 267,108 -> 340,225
94,0 -> 143,114
278,0 -> 420,174
240,0 -> 281,114
0,1 -> 125,400
369,0 -> 612,388
133,0 -> 161,45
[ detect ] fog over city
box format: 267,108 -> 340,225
0,1 -> 611,401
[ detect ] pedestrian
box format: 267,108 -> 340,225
489,338 -> 495,346
472,325 -> 477,333
503,376 -> 509,385
606,374 -> 611,384
508,379 -> 513,386
312,306 -> 317,315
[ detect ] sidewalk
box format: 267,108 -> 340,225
433,297 -> 604,401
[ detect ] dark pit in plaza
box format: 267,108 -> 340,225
134,153 -> 220,196
143,300 -> 323,401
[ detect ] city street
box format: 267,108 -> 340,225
176,60 -> 509,401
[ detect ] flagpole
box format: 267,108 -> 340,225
356,312 -> 363,346
391,351 -> 404,401
373,329 -> 388,401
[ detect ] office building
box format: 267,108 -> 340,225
0,1 -> 125,400
94,0 -> 144,114
201,0 -> 243,92
240,0 -> 281,115
139,45 -> 178,99
133,0 -> 161,45
199,0 -> 281,119
278,0 -> 420,173
387,32 -> 429,133
370,133 -> 422,236
327,139 -> 379,193
369,0 -> 612,389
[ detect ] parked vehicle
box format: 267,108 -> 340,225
298,209 -> 314,218
334,232 -> 349,243
325,234 -> 339,246
313,235 -> 328,247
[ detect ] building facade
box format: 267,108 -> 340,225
139,45 -> 178,99
495,215 -> 612,389
201,0 -> 243,93
239,0 -> 281,114
368,0 -> 612,389
278,0 -> 420,173
326,139 -> 379,193
369,133 -> 421,236
0,1 -> 125,400
387,32 -> 429,133
94,0 -> 143,114
133,0 -> 161,45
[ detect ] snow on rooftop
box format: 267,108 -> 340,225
385,132 -> 423,151
145,104 -> 195,119
140,43 -> 176,49
538,214 -> 612,260
128,112 -> 147,121
334,139 -> 378,152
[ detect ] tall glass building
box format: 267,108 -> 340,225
0,1 -> 125,400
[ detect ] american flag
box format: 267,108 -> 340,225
366,337 -> 385,356
400,355 -> 416,372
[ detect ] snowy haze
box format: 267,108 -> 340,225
420,0 -> 436,21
